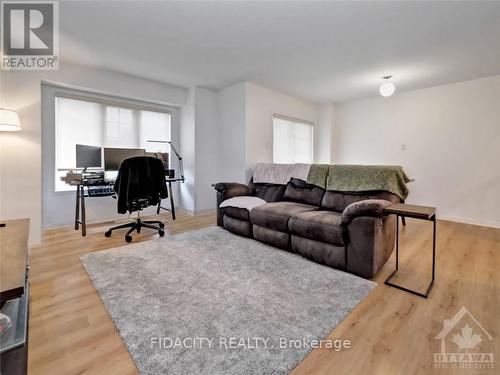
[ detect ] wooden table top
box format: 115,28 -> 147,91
384,203 -> 436,220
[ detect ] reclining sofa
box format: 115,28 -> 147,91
214,164 -> 409,278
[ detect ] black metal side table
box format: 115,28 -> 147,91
383,203 -> 436,298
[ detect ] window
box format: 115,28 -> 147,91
273,114 -> 313,164
105,107 -> 135,147
55,96 -> 170,191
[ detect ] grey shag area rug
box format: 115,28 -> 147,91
81,226 -> 375,375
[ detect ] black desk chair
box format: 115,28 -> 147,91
104,156 -> 168,243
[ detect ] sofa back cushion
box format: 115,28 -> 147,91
321,190 -> 400,212
282,178 -> 325,207
249,178 -> 286,203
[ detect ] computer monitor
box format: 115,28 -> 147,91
76,144 -> 102,169
103,147 -> 146,171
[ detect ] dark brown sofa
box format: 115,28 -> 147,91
215,176 -> 399,278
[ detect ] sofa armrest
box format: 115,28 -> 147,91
345,215 -> 396,278
342,199 -> 392,225
215,182 -> 254,227
214,182 -> 254,200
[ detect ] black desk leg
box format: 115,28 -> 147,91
401,200 -> 406,226
395,214 -> 399,270
432,216 -> 436,283
81,185 -> 86,237
156,181 -> 177,220
168,181 -> 176,220
75,185 -> 80,230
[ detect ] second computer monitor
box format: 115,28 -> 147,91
104,148 -> 146,171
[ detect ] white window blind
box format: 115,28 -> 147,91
104,106 -> 136,148
273,114 -> 313,164
55,96 -> 170,191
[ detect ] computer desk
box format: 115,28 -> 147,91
73,176 -> 184,237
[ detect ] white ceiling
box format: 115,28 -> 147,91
59,1 -> 500,103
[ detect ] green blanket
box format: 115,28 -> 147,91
325,165 -> 410,200
306,164 -> 330,189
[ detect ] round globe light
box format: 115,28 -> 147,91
379,81 -> 395,97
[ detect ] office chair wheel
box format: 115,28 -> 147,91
125,235 -> 133,243
159,223 -> 165,228
158,230 -> 165,237
104,230 -> 112,237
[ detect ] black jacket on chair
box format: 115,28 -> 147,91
114,156 -> 168,214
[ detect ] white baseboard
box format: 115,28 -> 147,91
439,215 -> 500,229
183,208 -> 216,216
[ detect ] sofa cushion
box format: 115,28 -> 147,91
291,235 -> 345,269
219,196 -> 267,222
219,196 -> 266,211
321,190 -> 400,212
289,210 -> 345,246
221,206 -> 250,222
253,225 -> 290,250
250,201 -> 317,232
223,215 -> 253,238
248,180 -> 286,202
282,178 -> 325,207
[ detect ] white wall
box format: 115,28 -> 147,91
214,82 -> 334,184
194,87 -> 219,211
315,103 -> 336,164
178,86 -> 220,213
216,82 -> 247,183
245,82 -> 318,180
334,75 -> 500,227
182,82 -> 325,211
0,63 -> 188,244
179,88 -> 196,213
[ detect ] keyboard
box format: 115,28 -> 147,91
86,182 -> 115,197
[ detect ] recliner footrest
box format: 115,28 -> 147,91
252,225 -> 290,250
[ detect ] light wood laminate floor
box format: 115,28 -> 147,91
28,213 -> 499,374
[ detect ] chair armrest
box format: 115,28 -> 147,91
342,199 -> 393,225
214,182 -> 254,200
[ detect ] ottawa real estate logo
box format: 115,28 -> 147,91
434,306 -> 495,369
1,1 -> 59,70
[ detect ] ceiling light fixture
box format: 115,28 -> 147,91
379,75 -> 395,97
